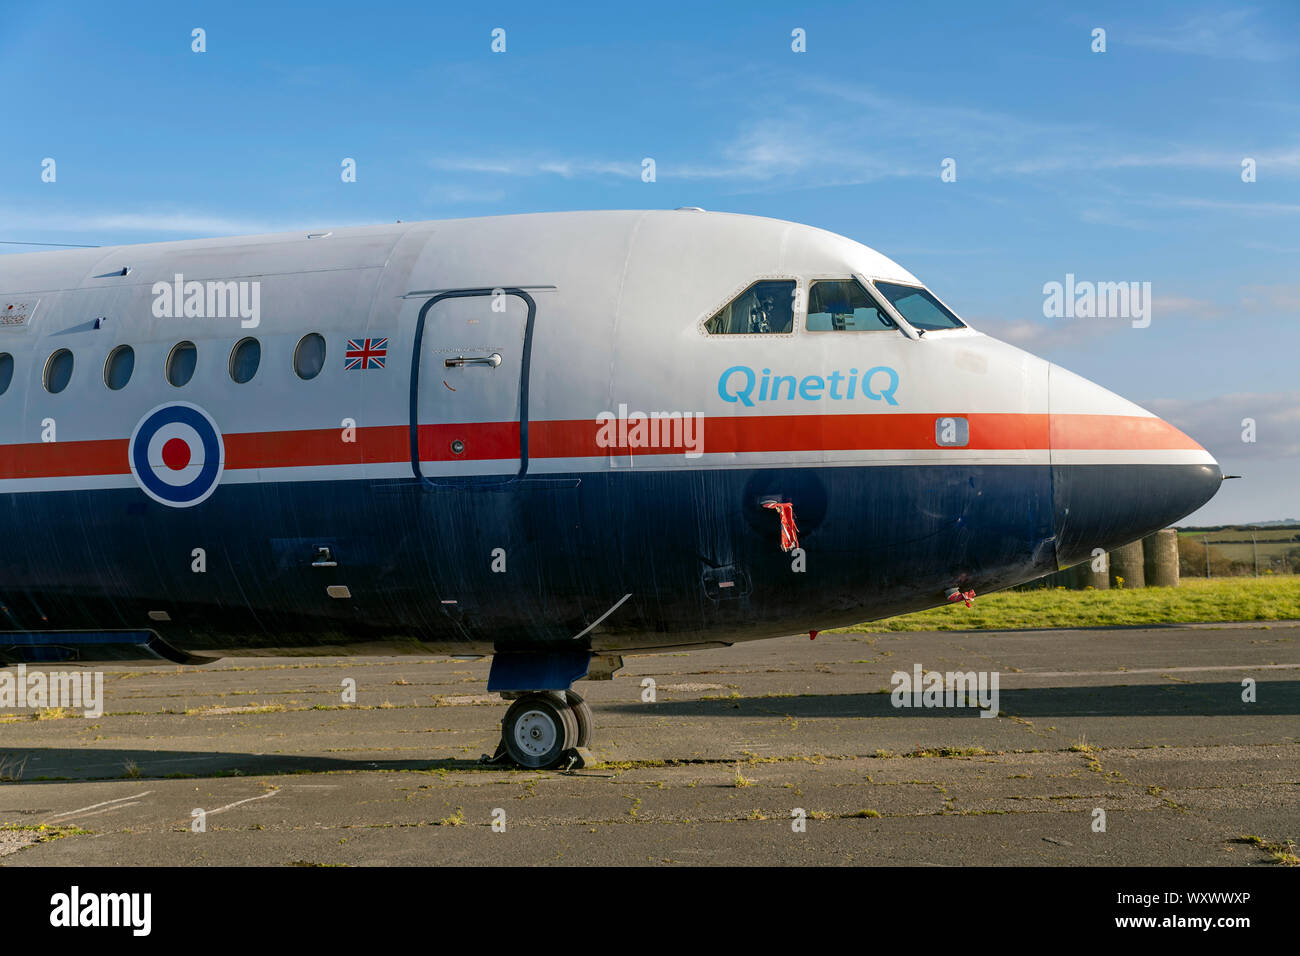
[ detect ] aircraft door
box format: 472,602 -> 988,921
409,289 -> 535,482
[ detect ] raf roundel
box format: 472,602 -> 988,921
128,402 -> 225,507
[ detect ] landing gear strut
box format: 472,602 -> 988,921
493,690 -> 592,770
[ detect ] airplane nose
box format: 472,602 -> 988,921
1048,364 -> 1221,570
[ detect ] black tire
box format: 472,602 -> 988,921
564,689 -> 593,749
501,692 -> 578,769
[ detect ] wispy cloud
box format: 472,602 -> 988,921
974,315 -> 1118,352
1078,203 -> 1161,231
974,281 -> 1300,350
425,184 -> 507,204
431,157 -> 641,179
1151,295 -> 1230,321
0,207 -> 368,244
1140,195 -> 1300,216
1125,9 -> 1297,63
1000,146 -> 1300,176
426,80 -> 1082,190
1240,283 -> 1300,311
429,131 -> 914,187
1144,392 -> 1300,459
425,76 -> 1300,195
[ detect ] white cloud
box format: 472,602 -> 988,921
976,280 -> 1300,348
424,75 -> 1300,195
430,156 -> 641,179
1079,204 -> 1160,231
1142,195 -> 1300,216
1144,392 -> 1300,459
0,206 -> 370,243
1003,146 -> 1300,176
1240,283 -> 1300,311
425,184 -> 507,204
972,315 -> 1121,351
1151,295 -> 1226,320
1126,10 -> 1296,62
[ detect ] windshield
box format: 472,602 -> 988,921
873,281 -> 966,331
704,280 -> 796,334
806,279 -> 897,331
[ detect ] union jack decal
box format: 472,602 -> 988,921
345,337 -> 388,370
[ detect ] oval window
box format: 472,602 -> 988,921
293,333 -> 326,380
44,349 -> 74,393
166,341 -> 197,387
104,344 -> 135,390
229,337 -> 260,384
0,353 -> 12,396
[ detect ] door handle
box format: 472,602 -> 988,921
444,353 -> 502,368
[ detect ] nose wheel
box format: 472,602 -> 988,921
565,689 -> 592,749
498,691 -> 592,769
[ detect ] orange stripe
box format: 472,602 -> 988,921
0,413 -> 1201,481
531,413 -> 1050,458
0,438 -> 129,479
221,425 -> 452,468
1051,414 -> 1202,451
415,422 -> 519,462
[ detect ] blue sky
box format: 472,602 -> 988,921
2,1 -> 1297,523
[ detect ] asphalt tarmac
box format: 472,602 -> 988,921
2,622 -> 1297,866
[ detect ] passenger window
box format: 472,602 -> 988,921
294,333 -> 326,380
229,337 -> 260,384
873,281 -> 966,330
807,280 -> 897,332
167,341 -> 197,387
704,280 -> 796,334
44,349 -> 74,393
104,344 -> 135,390
0,353 -> 12,396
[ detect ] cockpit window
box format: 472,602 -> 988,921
872,281 -> 966,330
806,279 -> 897,332
704,280 -> 795,334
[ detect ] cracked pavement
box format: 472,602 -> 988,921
1,623 -> 1297,866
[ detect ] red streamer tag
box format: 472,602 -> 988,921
946,588 -> 977,608
762,500 -> 800,552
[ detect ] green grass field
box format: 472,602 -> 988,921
1177,528 -> 1300,570
840,576 -> 1300,632
1178,528 -> 1300,542
1200,542 -> 1290,564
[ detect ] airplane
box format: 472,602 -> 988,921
0,209 -> 1221,768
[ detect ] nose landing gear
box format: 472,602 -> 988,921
492,690 -> 594,770
481,651 -> 605,769
565,689 -> 593,749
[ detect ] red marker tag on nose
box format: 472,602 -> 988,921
762,500 -> 800,552
946,588 -> 977,608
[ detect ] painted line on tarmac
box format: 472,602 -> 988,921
1022,663 -> 1300,678
43,791 -> 153,824
207,790 -> 278,816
